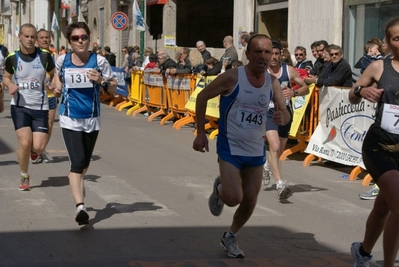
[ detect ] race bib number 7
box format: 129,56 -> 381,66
65,68 -> 93,88
381,103 -> 399,134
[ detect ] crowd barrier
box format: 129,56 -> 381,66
107,71 -> 372,185
182,75 -> 219,138
303,86 -> 373,186
115,70 -> 143,114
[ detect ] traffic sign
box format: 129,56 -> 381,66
111,12 -> 129,31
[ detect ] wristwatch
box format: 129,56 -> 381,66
293,90 -> 299,96
100,78 -> 109,87
354,85 -> 364,97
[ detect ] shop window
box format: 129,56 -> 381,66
349,2 -> 399,66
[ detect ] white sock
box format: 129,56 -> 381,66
225,230 -> 236,238
217,183 -> 222,195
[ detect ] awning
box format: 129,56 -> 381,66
146,0 -> 168,5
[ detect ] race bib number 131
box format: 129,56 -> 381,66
65,68 -> 93,88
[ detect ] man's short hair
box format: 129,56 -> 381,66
271,39 -> 282,51
316,40 -> 329,48
246,34 -> 270,53
295,46 -> 307,54
328,44 -> 343,53
241,32 -> 250,44
104,46 -> 111,53
159,53 -> 170,60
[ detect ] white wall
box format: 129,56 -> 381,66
233,0 -> 255,60
34,0 -> 49,31
288,0 -> 343,56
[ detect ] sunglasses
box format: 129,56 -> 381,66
295,53 -> 304,56
329,52 -> 340,56
70,34 -> 89,42
122,50 -> 127,53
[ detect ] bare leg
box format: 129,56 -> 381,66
218,158 -> 263,234
218,159 -> 243,207
15,127 -> 33,173
362,192 -> 390,254
377,171 -> 399,266
230,165 -> 263,233
265,130 -> 282,182
44,108 -> 56,148
31,131 -> 48,155
68,168 -> 88,204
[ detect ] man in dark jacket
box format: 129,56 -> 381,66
305,44 -> 353,88
157,52 -> 176,76
294,46 -> 313,72
313,40 -> 329,76
103,46 -> 116,67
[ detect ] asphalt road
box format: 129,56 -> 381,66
0,93 -> 391,267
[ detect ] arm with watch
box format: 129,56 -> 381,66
349,59 -> 384,105
99,76 -> 117,94
349,84 -> 384,104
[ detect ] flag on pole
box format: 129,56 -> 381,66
51,12 -> 59,34
133,0 -> 147,31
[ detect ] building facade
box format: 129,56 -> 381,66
0,0 -> 398,68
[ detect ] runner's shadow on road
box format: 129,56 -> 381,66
50,155 -> 101,163
0,160 -> 18,166
86,202 -> 162,226
263,183 -> 328,198
30,176 -> 69,188
30,175 -> 102,189
0,225 -> 355,266
51,156 -> 70,163
0,136 -> 14,155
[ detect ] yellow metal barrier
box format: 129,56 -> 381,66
281,86 -> 319,161
115,71 -> 143,115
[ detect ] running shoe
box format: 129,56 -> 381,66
351,242 -> 372,267
220,232 -> 245,258
276,180 -> 292,200
30,152 -> 42,164
262,163 -> 271,186
19,175 -> 31,191
359,184 -> 379,200
40,151 -> 50,163
75,205 -> 89,225
208,176 -> 224,216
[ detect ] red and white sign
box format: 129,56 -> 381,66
110,12 -> 129,31
146,0 -> 168,5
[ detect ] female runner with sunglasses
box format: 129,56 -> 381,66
52,22 -> 117,225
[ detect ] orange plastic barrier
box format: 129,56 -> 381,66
161,74 -> 197,125
132,72 -> 168,121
